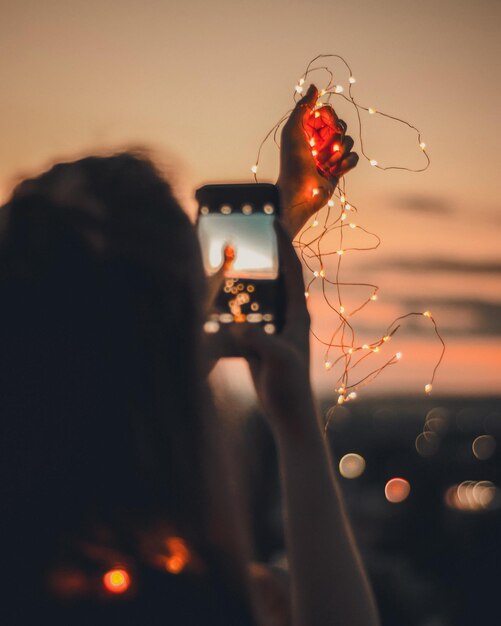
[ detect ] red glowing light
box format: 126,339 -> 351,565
103,568 -> 131,594
385,478 -> 411,503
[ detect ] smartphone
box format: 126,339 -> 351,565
196,183 -> 284,354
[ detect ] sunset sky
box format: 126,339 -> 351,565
1,0 -> 499,397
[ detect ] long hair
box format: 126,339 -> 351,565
0,153 -> 253,623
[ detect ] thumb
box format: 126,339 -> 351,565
287,84 -> 318,128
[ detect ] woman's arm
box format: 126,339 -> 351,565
231,225 -> 379,626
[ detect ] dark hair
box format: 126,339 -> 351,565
0,153 -> 252,622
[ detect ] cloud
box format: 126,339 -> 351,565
362,257 -> 501,274
402,297 -> 501,336
390,194 -> 454,215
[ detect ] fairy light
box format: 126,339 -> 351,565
251,164 -> 258,174
103,568 -> 131,594
252,54 -> 443,420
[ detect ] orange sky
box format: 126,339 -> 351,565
1,0 -> 500,396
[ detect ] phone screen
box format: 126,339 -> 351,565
198,213 -> 278,280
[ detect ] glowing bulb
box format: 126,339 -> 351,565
304,291 -> 309,299
425,383 -> 433,394
324,361 -> 332,370
312,188 -> 320,197
395,352 -> 402,360
423,310 -> 431,318
349,223 -> 356,229
328,199 -> 335,207
349,76 -> 356,84
311,219 -> 319,227
103,569 -> 131,594
420,142 -> 426,150
362,344 -> 369,350
319,89 -> 326,96
370,294 -> 378,301
319,269 -> 325,278
313,270 -> 319,277
370,159 -> 378,167
314,111 -> 321,118
383,335 -> 390,342
368,108 -> 376,115
340,195 -> 346,204
309,137 -> 316,147
337,249 -> 344,256
299,77 -> 305,86
349,392 -> 357,400
345,204 -> 351,210
337,395 -> 345,405
251,165 -> 258,174
373,346 -> 380,353
334,85 -> 344,93
333,143 -> 340,152
295,85 -> 304,94
312,149 -> 318,157
348,348 -> 354,354
339,453 -> 365,479
341,212 -> 347,221
339,305 -> 345,314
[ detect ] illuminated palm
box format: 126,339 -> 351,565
277,85 -> 358,238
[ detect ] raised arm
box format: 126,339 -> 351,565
231,224 -> 379,626
277,84 -> 358,238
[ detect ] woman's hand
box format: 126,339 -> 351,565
230,222 -> 315,437
277,84 -> 359,239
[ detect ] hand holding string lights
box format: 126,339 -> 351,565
276,84 -> 359,238
251,54 -> 444,418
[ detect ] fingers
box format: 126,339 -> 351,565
205,244 -> 235,314
328,152 -> 359,177
317,134 -> 354,164
229,323 -> 280,361
285,84 -> 318,130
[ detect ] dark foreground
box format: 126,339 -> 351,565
245,395 -> 501,626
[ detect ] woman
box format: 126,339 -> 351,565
0,86 -> 378,625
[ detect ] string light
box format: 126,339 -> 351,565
103,568 -> 131,594
251,54 -> 443,426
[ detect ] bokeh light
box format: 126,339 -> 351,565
385,478 -> 411,503
103,568 -> 131,594
445,481 -> 498,512
415,431 -> 440,457
472,435 -> 496,460
164,537 -> 191,575
339,453 -> 366,479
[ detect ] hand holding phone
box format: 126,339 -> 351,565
196,184 -> 284,356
